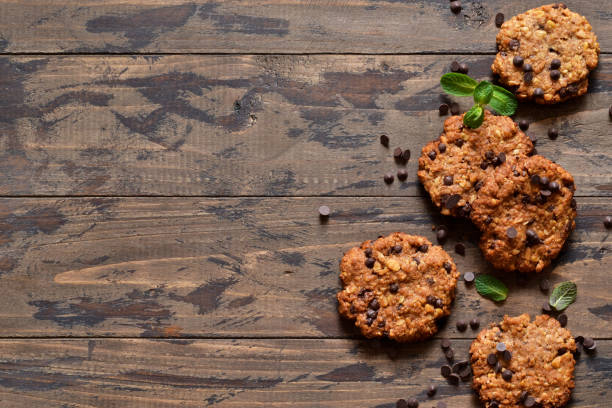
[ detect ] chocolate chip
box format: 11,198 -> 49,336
448,373 -> 460,385
450,102 -> 460,115
445,194 -> 461,209
503,350 -> 512,361
441,364 -> 452,378
524,396 -> 536,407
474,180 -> 483,191
542,301 -> 552,313
436,228 -> 448,244
480,162 -> 488,170
533,88 -> 544,98
485,150 -> 495,160
393,244 -> 403,254
441,339 -> 451,349
443,175 -> 453,186
396,399 -> 408,408
495,12 -> 505,27
318,205 -> 330,217
469,318 -> 479,329
526,229 -> 541,246
523,63 -> 532,72
539,278 -> 550,292
454,138 -> 464,147
439,104 -> 449,115
575,335 -> 584,344
506,226 -> 518,239
458,63 -> 469,74
550,69 -> 560,80
450,1 -> 461,14
364,248 -> 372,257
435,298 -> 444,309
529,134 -> 537,145
509,39 -> 520,50
494,361 -> 502,374
428,150 -> 437,160
604,216 -> 612,228
366,316 -> 374,326
388,283 -> 399,295
369,298 -> 380,310
380,134 -> 389,147
384,173 -> 394,184
426,295 -> 436,305
518,119 -> 529,130
427,384 -> 437,397
557,313 -> 568,327
459,367 -> 472,381
558,347 -> 568,355
519,391 -> 529,403
365,257 -> 375,268
402,149 -> 411,162
487,353 -> 497,366
548,127 -> 558,139
539,176 -> 550,186
438,143 -> 447,153
496,342 -> 506,353
454,243 -> 465,256
583,337 -> 596,351
530,174 -> 540,184
549,181 -> 560,192
443,261 -> 452,273
550,58 -> 561,69
524,71 -> 533,84
501,369 -> 513,381
418,244 -> 429,253
406,398 -> 419,408
397,169 -> 408,181
366,309 -> 378,319
498,152 -> 506,164
490,401 -> 500,408
456,320 -> 467,332
485,216 -> 492,225
463,272 -> 475,284
445,348 -> 454,361
450,61 -> 461,72
394,147 -> 403,160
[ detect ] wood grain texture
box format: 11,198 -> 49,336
0,1 -> 609,54
0,338 -> 609,407
0,54 -> 610,196
0,197 -> 609,338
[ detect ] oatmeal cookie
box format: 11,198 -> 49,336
337,232 -> 459,342
471,314 -> 576,408
471,155 -> 576,273
492,3 -> 600,104
418,111 -> 533,217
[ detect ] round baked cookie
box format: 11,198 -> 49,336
470,155 -> 576,273
471,314 -> 576,408
337,232 -> 459,342
418,111 -> 533,217
492,3 -> 600,104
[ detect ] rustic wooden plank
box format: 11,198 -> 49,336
0,54 -> 610,196
0,1 -> 609,54
0,338 -> 608,407
0,197 -> 610,338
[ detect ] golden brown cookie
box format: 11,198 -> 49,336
471,314 -> 576,408
337,232 -> 459,342
470,155 -> 576,273
418,111 -> 533,217
492,3 -> 600,104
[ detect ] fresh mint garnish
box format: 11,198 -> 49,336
440,73 -> 517,129
475,274 -> 508,302
549,281 -> 577,311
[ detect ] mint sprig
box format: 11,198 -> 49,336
549,281 -> 577,311
440,73 -> 517,129
475,274 -> 508,302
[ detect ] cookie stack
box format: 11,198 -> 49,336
418,111 -> 576,273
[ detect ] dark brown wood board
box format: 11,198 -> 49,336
0,55 -> 610,196
0,197 -> 609,338
0,338 -> 608,407
0,1 -> 609,54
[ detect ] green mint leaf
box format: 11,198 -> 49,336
463,105 -> 484,129
473,81 -> 493,105
549,281 -> 577,311
440,73 -> 478,97
475,274 -> 508,302
488,85 -> 518,116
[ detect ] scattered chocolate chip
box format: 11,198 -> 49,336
454,138 -> 464,147
487,353 -> 497,366
458,63 -> 469,74
419,244 -> 429,253
406,398 -> 419,408
523,63 -> 532,72
503,350 -> 512,361
509,39 -> 520,50
456,320 -> 467,332
369,298 -> 380,310
575,335 -> 584,344
583,337 -> 596,351
365,257 -> 375,268
436,228 -> 448,244
539,176 -> 550,186
533,88 -> 544,98
393,244 -> 403,254
480,162 -> 488,170
397,169 -> 408,181
450,102 -> 460,115
435,298 -> 444,309
450,1 -> 461,14
441,364 -> 452,378
318,205 -> 330,217
454,243 -> 465,256
506,226 -> 518,239
463,272 -> 475,284
441,339 -> 451,349
428,150 -> 437,160
380,134 -> 389,147
550,58 -> 561,69
384,173 -> 395,184
550,69 -> 560,80
394,147 -> 403,160
495,13 -> 505,27
524,71 -> 533,84
524,396 -> 536,407
548,127 -> 558,139
501,369 -> 513,381
438,143 -> 447,153
530,174 -> 540,184
448,373 -> 460,385
443,175 -> 453,186
443,261 -> 452,273
539,278 -> 550,292
450,61 -> 461,73
549,181 -> 560,192
389,283 -> 399,294
529,134 -> 537,145
604,216 -> 612,228
445,194 -> 461,209
469,318 -> 479,329
445,348 -> 454,361
485,150 -> 495,160
496,342 -> 506,353
526,229 -> 542,246
396,399 -> 408,408
402,149 -> 411,162
439,104 -> 449,115
427,384 -> 437,397
518,119 -> 529,130
459,367 -> 472,381
494,361 -> 502,374
557,313 -> 568,327
542,301 -> 552,313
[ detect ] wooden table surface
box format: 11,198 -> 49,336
0,1 -> 610,407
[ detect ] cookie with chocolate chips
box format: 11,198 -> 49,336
470,155 -> 576,273
337,232 -> 459,342
492,4 -> 600,104
418,111 -> 533,217
471,314 -> 576,408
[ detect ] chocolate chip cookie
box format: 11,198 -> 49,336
337,232 -> 459,342
471,155 -> 576,273
471,314 -> 576,408
492,4 -> 600,104
418,111 -> 533,217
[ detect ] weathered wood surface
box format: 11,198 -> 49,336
0,338 -> 609,407
0,54 -> 610,196
0,1 -> 610,54
1,197 -> 609,338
